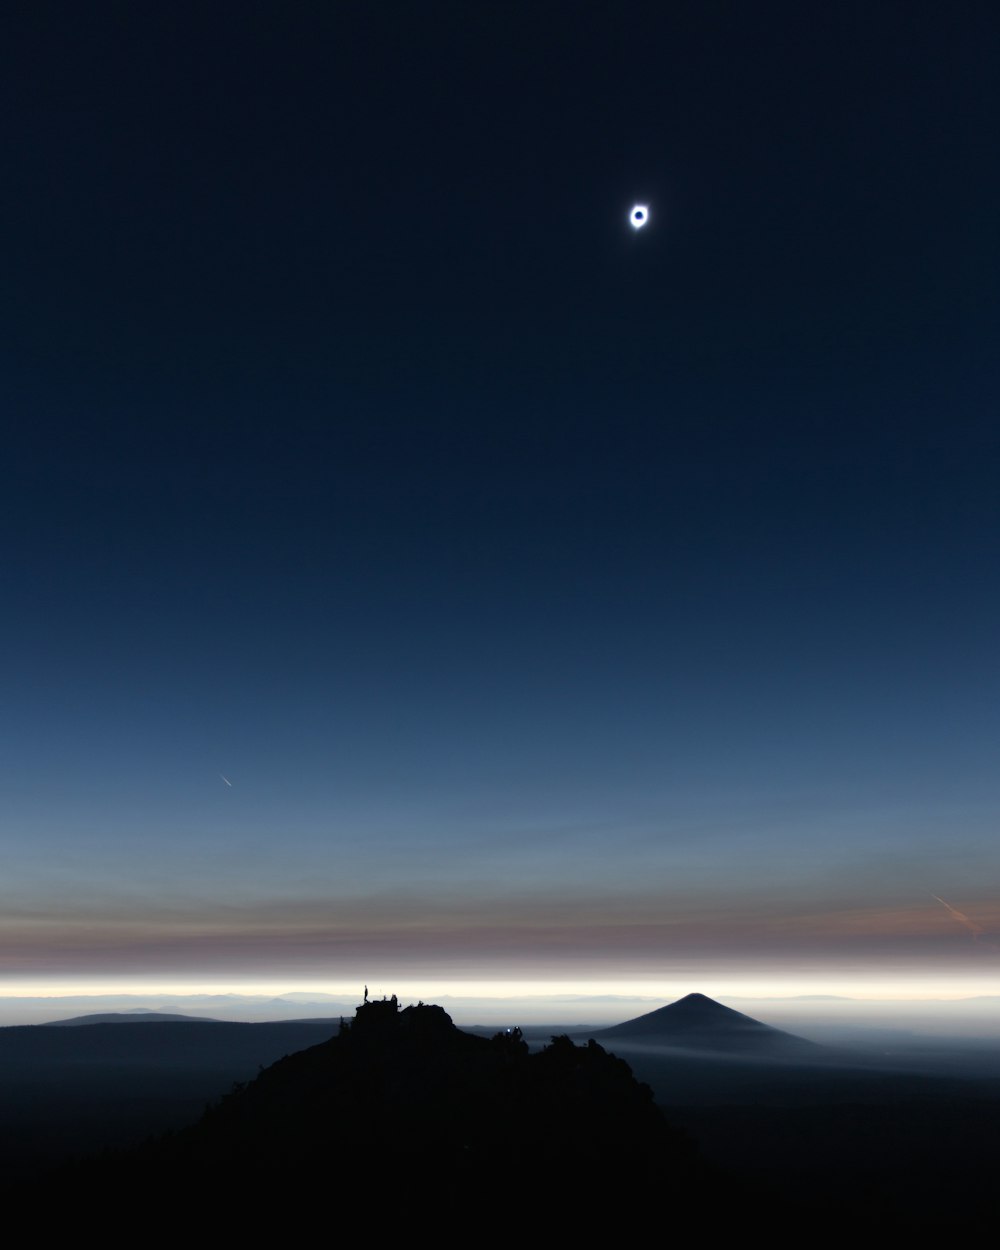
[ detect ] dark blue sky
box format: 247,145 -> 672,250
3,3 -> 998,997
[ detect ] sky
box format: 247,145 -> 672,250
2,3 -> 999,1010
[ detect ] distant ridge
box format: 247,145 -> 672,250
49,1011 -> 214,1026
595,993 -> 817,1053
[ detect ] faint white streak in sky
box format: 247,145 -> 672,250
930,893 -> 999,953
220,774 -> 233,788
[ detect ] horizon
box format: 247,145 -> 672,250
5,974 -> 1000,1003
3,980 -> 1000,1038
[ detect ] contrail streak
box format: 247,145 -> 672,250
220,774 -> 233,787
930,893 -> 999,951
930,893 -> 983,935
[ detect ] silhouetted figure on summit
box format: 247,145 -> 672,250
363,984 -> 368,1003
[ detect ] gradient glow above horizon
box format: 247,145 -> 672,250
2,5 -> 999,1007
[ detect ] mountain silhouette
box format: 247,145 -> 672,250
49,1011 -> 212,1026
48,996 -> 715,1229
13,996 -> 1000,1235
595,992 -> 817,1053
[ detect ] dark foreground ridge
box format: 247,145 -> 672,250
16,996 -> 1000,1233
43,997 -> 716,1230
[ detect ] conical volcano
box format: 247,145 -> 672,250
595,993 -> 816,1053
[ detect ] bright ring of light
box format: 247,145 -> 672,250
629,204 -> 649,229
